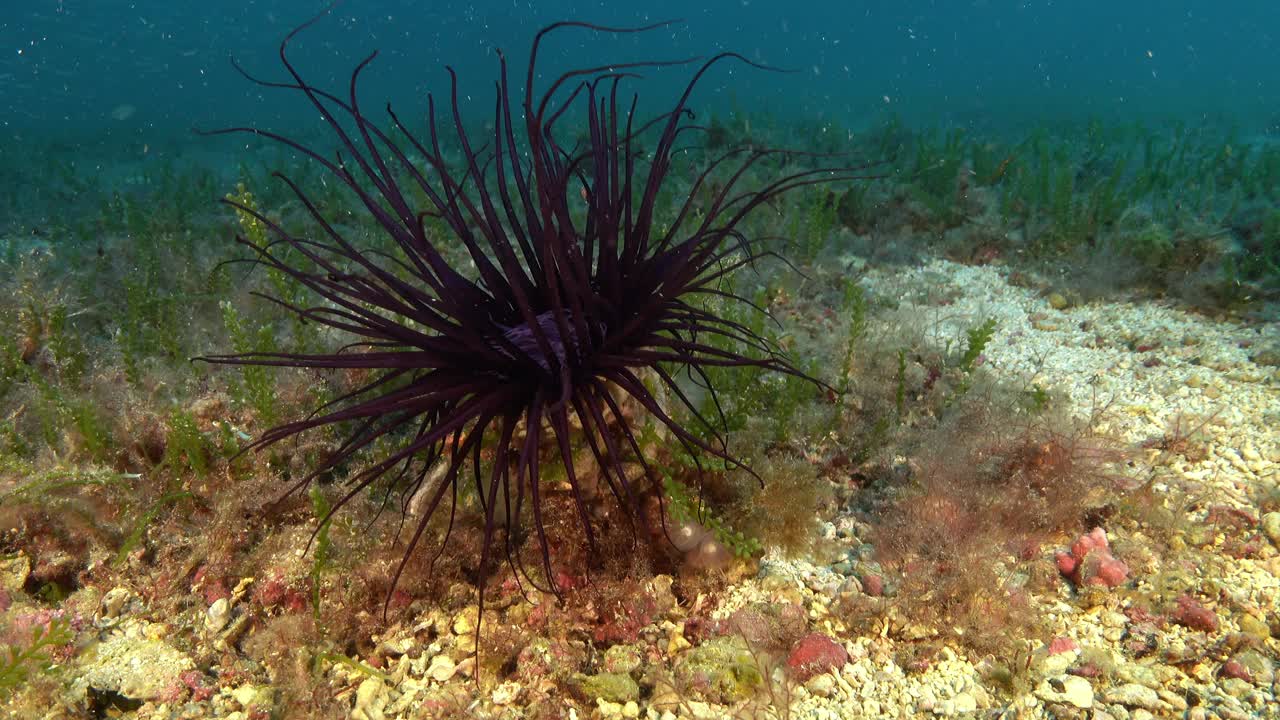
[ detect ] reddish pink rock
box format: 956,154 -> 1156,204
720,603 -> 807,650
1054,550 -> 1077,576
1047,636 -> 1079,655
1069,662 -> 1103,679
786,633 -> 849,681
1220,659 -> 1252,682
1172,594 -> 1219,633
181,670 -> 214,702
1055,527 -> 1129,589
388,589 -> 413,610
1091,554 -> 1130,587
1071,527 -> 1108,558
156,679 -> 189,705
861,573 -> 884,597
192,566 -> 230,604
553,569 -> 581,593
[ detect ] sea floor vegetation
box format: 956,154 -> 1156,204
1,104 -> 1278,719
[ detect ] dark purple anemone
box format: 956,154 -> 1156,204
201,12 -> 863,629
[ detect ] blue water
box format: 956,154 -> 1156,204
3,1 -> 1278,145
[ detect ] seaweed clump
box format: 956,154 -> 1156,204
849,399 -> 1126,660
829,309 -> 1130,672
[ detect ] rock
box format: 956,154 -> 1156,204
351,678 -> 387,720
786,633 -> 849,681
1041,643 -> 1078,676
674,636 -> 764,704
648,681 -> 682,714
232,684 -> 276,711
1251,348 -> 1280,367
596,698 -> 642,719
215,612 -> 250,652
514,637 -> 584,683
491,681 -> 521,705
1035,675 -> 1094,709
1233,650 -> 1275,685
804,673 -> 836,697
452,606 -> 478,636
0,553 -> 30,592
1047,292 -> 1070,310
602,644 -> 643,675
1220,677 -> 1252,698
571,671 -> 640,703
667,625 -> 692,654
834,578 -> 861,600
99,587 -> 133,620
1114,662 -> 1161,688
1239,613 -> 1271,641
952,691 -> 978,713
1103,683 -> 1164,711
376,635 -> 416,657
427,654 -> 457,683
1262,512 -> 1280,548
383,682 -> 419,714
1157,689 -> 1188,711
205,597 -> 231,633
79,633 -> 195,702
648,574 -> 678,617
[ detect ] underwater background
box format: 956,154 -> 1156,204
2,2 -> 1279,719
5,2 -> 1280,142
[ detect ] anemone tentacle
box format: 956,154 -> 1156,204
200,8 -> 879,650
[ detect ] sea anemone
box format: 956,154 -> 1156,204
200,11 -> 860,629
